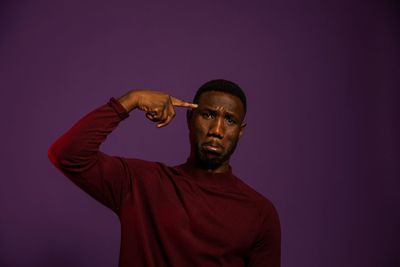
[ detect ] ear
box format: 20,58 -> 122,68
239,122 -> 246,138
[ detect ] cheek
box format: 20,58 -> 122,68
190,120 -> 208,140
192,119 -> 208,135
225,129 -> 241,143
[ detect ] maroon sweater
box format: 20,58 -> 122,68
48,98 -> 281,267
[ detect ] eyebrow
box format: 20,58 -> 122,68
199,107 -> 240,120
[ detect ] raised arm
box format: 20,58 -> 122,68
48,90 -> 196,212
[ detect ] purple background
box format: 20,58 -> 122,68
1,0 -> 399,266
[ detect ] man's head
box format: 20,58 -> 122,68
187,79 -> 247,171
192,79 -> 247,114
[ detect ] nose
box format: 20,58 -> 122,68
208,117 -> 224,139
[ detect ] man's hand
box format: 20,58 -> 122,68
118,90 -> 198,128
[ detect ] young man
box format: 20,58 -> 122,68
48,79 -> 281,267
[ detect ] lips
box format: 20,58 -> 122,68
202,141 -> 224,154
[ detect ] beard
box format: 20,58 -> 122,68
195,140 -> 239,170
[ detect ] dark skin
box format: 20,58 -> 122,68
118,90 -> 246,173
187,91 -> 246,173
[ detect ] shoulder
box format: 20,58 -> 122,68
124,157 -> 161,169
233,177 -> 279,220
122,157 -> 166,172
234,177 -> 281,246
121,157 -> 175,181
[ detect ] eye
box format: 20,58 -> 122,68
225,116 -> 237,125
202,112 -> 213,119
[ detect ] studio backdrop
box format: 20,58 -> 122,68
0,0 -> 399,266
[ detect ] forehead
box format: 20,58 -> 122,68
197,91 -> 245,119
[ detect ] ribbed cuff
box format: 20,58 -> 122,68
108,97 -> 130,120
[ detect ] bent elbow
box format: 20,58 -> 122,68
48,139 -> 65,169
48,137 -> 96,173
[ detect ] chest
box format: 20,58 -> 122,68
128,176 -> 261,254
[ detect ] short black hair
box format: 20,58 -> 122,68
193,79 -> 247,113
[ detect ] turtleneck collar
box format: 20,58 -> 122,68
174,160 -> 237,188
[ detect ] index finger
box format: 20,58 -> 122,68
171,96 -> 198,109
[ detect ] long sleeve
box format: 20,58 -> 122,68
247,204 -> 281,267
48,98 -> 132,213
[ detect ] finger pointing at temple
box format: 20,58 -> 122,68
171,97 -> 198,109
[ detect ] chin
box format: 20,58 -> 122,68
197,150 -> 226,170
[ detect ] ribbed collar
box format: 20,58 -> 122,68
175,160 -> 237,188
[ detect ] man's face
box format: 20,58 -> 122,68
188,91 -> 246,170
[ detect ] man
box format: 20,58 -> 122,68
48,79 -> 281,267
